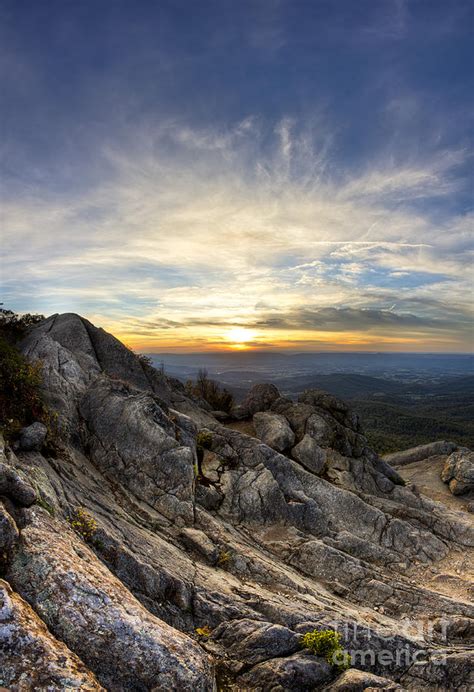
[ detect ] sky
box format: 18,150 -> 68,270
1,0 -> 473,352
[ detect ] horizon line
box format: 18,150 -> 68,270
140,350 -> 474,357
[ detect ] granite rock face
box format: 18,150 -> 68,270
0,313 -> 472,691
79,377 -> 196,524
325,668 -> 404,690
0,578 -> 103,691
6,510 -> 214,691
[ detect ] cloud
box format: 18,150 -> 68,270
252,305 -> 463,332
1,116 -> 472,350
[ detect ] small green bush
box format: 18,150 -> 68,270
300,629 -> 350,670
197,430 -> 213,450
69,507 -> 98,542
0,307 -> 51,442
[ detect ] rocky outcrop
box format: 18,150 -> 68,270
79,376 -> 196,524
383,441 -> 457,467
442,449 -> 474,495
270,391 -> 368,459
0,313 -> 472,691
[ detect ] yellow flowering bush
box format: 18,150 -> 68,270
69,507 -> 97,542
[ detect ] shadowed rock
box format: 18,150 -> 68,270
253,411 -> 295,452
19,422 -> 48,451
291,434 -> 327,475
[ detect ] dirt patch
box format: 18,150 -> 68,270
224,419 -> 257,438
396,455 -> 474,603
396,454 -> 474,512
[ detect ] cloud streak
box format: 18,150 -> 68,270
2,114 -> 471,351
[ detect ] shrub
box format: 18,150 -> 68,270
185,369 -> 234,413
0,306 -> 52,442
196,430 -> 213,450
301,629 -> 350,671
136,353 -> 154,369
217,550 -> 232,567
0,336 -> 49,441
69,507 -> 97,542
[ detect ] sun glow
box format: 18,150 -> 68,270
225,327 -> 256,349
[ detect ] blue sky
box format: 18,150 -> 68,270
1,0 -> 473,351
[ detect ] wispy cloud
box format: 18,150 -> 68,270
1,116 -> 472,351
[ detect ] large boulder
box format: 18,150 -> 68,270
441,449 -> 474,495
383,441 -> 457,467
291,434 -> 327,475
212,618 -> 300,666
237,651 -> 332,690
19,421 -> 48,451
253,411 -> 295,452
233,383 -> 280,419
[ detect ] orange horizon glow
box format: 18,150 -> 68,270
112,326 -> 467,354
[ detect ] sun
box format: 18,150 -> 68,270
225,327 -> 256,349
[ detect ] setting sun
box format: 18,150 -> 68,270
225,327 -> 256,348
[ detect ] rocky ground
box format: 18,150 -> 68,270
1,313 -> 473,691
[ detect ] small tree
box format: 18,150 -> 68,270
0,307 -> 49,441
136,353 -> 153,368
0,306 -> 44,343
185,369 -> 234,413
0,337 -> 48,440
